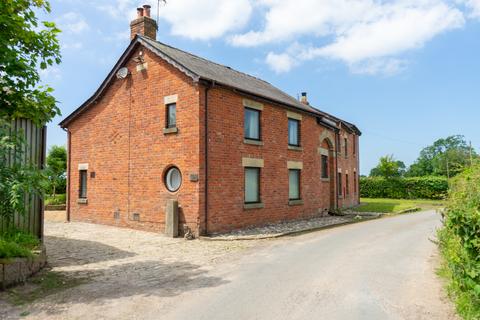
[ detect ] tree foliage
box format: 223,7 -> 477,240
360,176 -> 448,200
0,121 -> 47,223
45,145 -> 66,197
0,0 -> 61,125
407,135 -> 476,178
438,163 -> 480,318
369,155 -> 406,178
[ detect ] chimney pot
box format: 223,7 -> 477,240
130,5 -> 158,40
300,92 -> 309,105
143,4 -> 151,17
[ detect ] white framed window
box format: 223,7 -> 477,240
288,118 -> 300,146
79,170 -> 87,199
244,167 -> 260,203
244,107 -> 260,140
166,103 -> 176,128
165,166 -> 182,192
289,169 -> 301,200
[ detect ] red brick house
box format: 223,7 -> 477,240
60,5 -> 361,235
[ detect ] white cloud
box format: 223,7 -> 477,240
233,0 -> 465,75
94,0 -> 252,40
461,0 -> 480,17
349,59 -> 409,76
56,12 -> 89,34
266,52 -> 297,73
158,0 -> 253,40
39,66 -> 62,81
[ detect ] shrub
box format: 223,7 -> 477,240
438,164 -> 480,319
45,193 -> 66,206
360,176 -> 448,200
0,228 -> 40,259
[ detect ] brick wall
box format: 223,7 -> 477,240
66,44 -> 360,235
204,86 -> 359,233
67,47 -> 203,233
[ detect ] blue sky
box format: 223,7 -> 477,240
39,0 -> 480,175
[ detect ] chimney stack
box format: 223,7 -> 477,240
300,92 -> 309,105
130,4 -> 157,40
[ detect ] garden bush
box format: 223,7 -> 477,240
0,228 -> 40,259
438,164 -> 480,319
360,176 -> 448,200
45,193 -> 66,206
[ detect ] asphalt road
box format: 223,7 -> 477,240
164,211 -> 456,320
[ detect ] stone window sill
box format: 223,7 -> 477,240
288,199 -> 304,206
77,198 -> 88,204
320,178 -> 330,182
244,202 -> 264,210
288,145 -> 303,151
244,139 -> 264,146
163,127 -> 179,135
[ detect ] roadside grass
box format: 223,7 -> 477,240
357,198 -> 444,213
7,269 -> 88,306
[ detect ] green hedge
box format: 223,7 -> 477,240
438,164 -> 480,319
360,176 -> 448,200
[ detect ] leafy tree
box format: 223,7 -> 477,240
0,121 -> 47,223
407,135 -> 476,178
45,145 -> 66,197
0,0 -> 61,125
370,155 -> 406,178
0,1 -> 61,224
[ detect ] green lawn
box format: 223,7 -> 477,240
357,198 -> 445,213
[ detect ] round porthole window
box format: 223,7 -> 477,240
165,167 -> 182,192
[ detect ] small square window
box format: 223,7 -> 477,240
289,169 -> 301,200
288,118 -> 300,146
245,167 -> 260,203
244,108 -> 260,140
166,103 -> 176,128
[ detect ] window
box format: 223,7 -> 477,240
245,167 -> 260,203
321,155 -> 329,179
288,118 -> 300,146
79,170 -> 87,199
353,136 -> 356,156
165,166 -> 182,192
166,103 -> 176,128
244,108 -> 260,140
354,171 -> 357,193
344,138 -> 348,158
336,134 -> 341,155
337,172 -> 342,196
346,174 -> 350,195
289,169 -> 301,200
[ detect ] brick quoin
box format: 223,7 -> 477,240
60,7 -> 360,236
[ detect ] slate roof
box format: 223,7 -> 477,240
60,35 -> 360,135
140,36 -> 318,114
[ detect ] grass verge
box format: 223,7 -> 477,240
357,198 -> 444,213
0,229 -> 40,259
7,269 -> 88,306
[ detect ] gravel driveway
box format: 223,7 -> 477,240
0,220 -> 263,320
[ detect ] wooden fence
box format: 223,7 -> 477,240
0,119 -> 46,240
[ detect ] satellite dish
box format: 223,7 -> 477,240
116,67 -> 129,79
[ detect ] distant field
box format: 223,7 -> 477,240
357,198 -> 445,213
